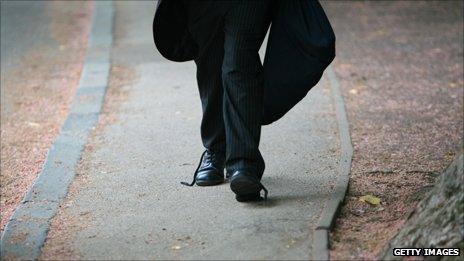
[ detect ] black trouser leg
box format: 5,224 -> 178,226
222,1 -> 271,178
193,28 -> 226,153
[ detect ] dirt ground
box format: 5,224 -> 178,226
322,1 -> 463,259
0,2 -> 92,231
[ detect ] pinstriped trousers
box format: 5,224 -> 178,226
189,1 -> 272,178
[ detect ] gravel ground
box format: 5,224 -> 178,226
0,1 -> 92,231
322,1 -> 463,259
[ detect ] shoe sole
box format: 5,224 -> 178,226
230,175 -> 261,201
235,192 -> 261,202
196,179 -> 224,186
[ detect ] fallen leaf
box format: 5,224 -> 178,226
26,122 -> 40,127
359,195 -> 381,205
376,29 -> 387,35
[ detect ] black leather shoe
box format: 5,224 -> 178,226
229,170 -> 268,202
181,150 -> 225,186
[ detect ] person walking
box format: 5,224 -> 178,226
180,0 -> 272,202
153,0 -> 335,202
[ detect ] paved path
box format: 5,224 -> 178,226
39,1 -> 343,260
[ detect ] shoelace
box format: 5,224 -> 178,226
204,150 -> 216,165
259,183 -> 268,201
248,174 -> 268,201
180,150 -> 207,186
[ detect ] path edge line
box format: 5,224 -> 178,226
313,66 -> 354,260
0,2 -> 114,260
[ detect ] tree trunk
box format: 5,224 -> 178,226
381,152 -> 464,260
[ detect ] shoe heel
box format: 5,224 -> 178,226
235,192 -> 261,202
230,175 -> 261,196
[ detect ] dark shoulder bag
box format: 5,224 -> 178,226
262,0 -> 336,125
